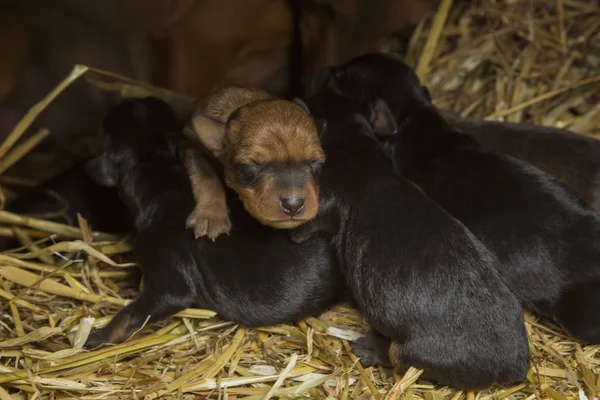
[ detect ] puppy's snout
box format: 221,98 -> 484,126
280,197 -> 305,216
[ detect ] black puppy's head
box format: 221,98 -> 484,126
85,97 -> 180,188
306,52 -> 432,136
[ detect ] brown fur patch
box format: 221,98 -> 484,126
225,99 -> 324,163
185,85 -> 324,230
86,311 -> 133,347
389,340 -> 436,381
388,340 -> 404,370
107,312 -> 132,344
224,98 -> 324,227
185,86 -> 272,156
181,86 -> 270,238
183,147 -> 231,239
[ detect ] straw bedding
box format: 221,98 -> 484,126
0,0 -> 599,399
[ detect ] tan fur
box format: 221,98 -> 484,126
389,340 -> 437,381
388,341 -> 403,369
106,312 -> 132,345
185,86 -> 272,155
183,148 -> 231,239
202,86 -> 272,125
184,86 -> 324,234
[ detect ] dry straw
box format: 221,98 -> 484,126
1,0 -> 599,399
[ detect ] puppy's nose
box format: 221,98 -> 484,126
280,197 -> 305,216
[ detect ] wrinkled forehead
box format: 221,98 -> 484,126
228,100 -> 324,162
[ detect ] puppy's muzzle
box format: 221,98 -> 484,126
280,197 -> 305,216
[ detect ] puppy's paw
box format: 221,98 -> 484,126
84,328 -> 116,349
186,203 -> 231,240
351,332 -> 393,368
352,338 -> 382,367
84,314 -> 131,349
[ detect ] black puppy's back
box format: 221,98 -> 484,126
291,109 -> 529,389
444,112 -> 600,212
390,97 -> 600,344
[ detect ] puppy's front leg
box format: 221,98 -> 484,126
183,146 -> 231,240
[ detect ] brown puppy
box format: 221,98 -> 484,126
183,86 -> 325,239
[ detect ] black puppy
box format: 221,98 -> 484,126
443,112 -> 600,212
83,97 -> 343,347
317,52 -> 600,345
290,94 -> 529,389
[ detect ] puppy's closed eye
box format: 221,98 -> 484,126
311,160 -> 324,176
235,161 -> 266,187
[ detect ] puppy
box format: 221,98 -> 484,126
317,52 -> 600,345
83,97 -> 342,347
289,94 -> 529,389
182,85 -> 325,239
443,112 -> 600,212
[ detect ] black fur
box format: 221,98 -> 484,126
291,93 -> 529,389
318,52 -> 600,344
442,112 -> 600,212
84,97 -> 343,348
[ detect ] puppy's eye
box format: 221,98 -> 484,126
235,162 -> 264,186
249,159 -> 264,168
311,160 -> 324,175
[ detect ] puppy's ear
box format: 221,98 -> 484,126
371,98 -> 398,136
85,154 -> 118,187
421,86 -> 432,102
293,98 -> 311,116
189,115 -> 227,157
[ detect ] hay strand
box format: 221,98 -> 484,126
0,129 -> 50,176
0,210 -> 121,241
416,0 -> 454,82
0,65 -> 88,160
